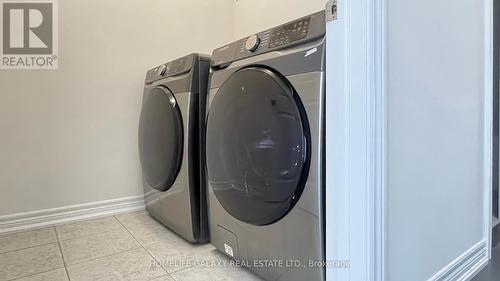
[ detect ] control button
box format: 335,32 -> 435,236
158,65 -> 167,76
245,35 -> 260,52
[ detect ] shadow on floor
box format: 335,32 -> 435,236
470,245 -> 500,281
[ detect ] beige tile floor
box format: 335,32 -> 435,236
0,211 -> 263,281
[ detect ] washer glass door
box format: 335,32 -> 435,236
206,67 -> 310,226
139,86 -> 183,192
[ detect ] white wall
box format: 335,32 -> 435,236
0,0 -> 234,216
233,0 -> 325,39
386,0 -> 487,280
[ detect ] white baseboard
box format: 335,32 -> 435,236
427,240 -> 489,281
0,195 -> 145,234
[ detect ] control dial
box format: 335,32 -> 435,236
158,65 -> 167,76
245,35 -> 260,52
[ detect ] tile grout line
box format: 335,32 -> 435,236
168,264 -> 197,275
56,225 -> 124,242
57,228 -> 122,242
7,267 -> 66,281
0,241 -> 58,255
64,247 -> 142,267
54,226 -> 72,281
57,227 -> 130,243
152,275 -> 175,281
113,215 -> 179,280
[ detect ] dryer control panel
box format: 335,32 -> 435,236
211,10 -> 325,68
145,54 -> 195,83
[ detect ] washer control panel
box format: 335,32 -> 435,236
146,54 -> 194,83
268,17 -> 310,48
211,11 -> 325,68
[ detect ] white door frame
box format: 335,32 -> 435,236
325,0 -> 386,280
484,0 -> 494,261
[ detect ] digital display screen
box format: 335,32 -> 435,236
269,17 -> 310,49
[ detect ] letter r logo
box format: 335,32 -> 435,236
2,2 -> 53,54
0,0 -> 57,69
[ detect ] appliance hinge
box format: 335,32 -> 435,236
326,0 -> 338,22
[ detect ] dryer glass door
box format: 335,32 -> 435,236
139,86 -> 183,192
206,67 -> 310,226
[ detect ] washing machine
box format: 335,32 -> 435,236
205,11 -> 326,281
139,53 -> 210,243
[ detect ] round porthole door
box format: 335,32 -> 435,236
206,67 -> 310,226
139,86 -> 183,192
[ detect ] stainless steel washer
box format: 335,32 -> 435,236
206,11 -> 326,281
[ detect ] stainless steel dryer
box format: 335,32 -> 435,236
205,11 -> 326,281
139,53 -> 210,243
